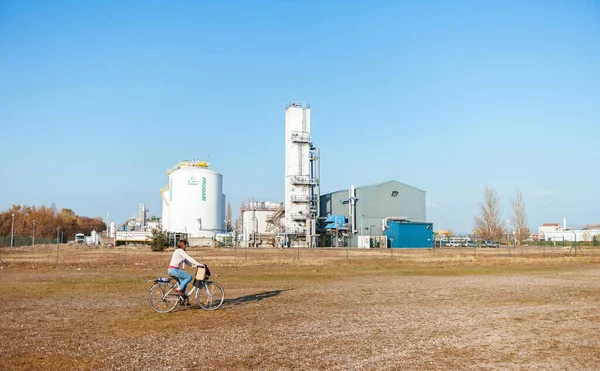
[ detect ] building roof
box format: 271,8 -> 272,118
321,180 -> 425,196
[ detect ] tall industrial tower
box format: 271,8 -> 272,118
284,102 -> 320,247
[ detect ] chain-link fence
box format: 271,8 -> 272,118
0,236 -> 58,247
217,242 -> 600,261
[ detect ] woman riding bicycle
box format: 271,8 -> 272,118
168,239 -> 204,296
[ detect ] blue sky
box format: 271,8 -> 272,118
1,0 -> 598,233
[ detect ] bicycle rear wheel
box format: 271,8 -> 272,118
195,281 -> 224,310
148,284 -> 179,313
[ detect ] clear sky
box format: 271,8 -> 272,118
1,0 -> 598,233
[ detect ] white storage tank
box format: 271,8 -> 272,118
162,161 -> 224,238
161,189 -> 170,232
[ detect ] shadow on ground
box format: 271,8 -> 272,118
219,289 -> 292,309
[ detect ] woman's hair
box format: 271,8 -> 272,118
177,239 -> 188,248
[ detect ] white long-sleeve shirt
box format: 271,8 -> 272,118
168,248 -> 201,269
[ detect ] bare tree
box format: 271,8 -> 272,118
474,186 -> 504,241
234,203 -> 244,231
510,189 -> 529,242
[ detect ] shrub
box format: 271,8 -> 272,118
150,229 -> 169,252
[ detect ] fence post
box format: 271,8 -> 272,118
55,242 -> 59,267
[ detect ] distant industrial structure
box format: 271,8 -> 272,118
319,180 -> 426,236
240,200 -> 284,246
537,219 -> 600,242
232,102 -> 430,248
319,181 -> 430,247
143,101 -> 431,248
112,203 -> 162,245
284,102 -> 320,247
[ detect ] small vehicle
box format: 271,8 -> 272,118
448,241 -> 461,247
148,267 -> 224,313
463,241 -> 478,248
74,233 -> 85,244
483,241 -> 499,248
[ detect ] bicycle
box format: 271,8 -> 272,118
148,267 -> 225,313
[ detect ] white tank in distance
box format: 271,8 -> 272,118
161,189 -> 170,232
163,161 -> 224,238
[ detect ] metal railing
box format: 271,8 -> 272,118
291,195 -> 316,203
284,228 -> 307,235
291,176 -> 317,185
291,131 -> 310,143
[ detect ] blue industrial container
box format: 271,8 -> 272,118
384,221 -> 434,248
324,215 -> 346,229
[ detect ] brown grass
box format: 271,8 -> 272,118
1,245 -> 600,370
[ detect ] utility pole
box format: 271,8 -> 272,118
55,227 -> 60,266
32,220 -> 36,245
10,214 -> 15,247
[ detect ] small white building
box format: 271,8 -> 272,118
538,221 -> 600,242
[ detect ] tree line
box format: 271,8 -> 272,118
0,204 -> 106,242
474,187 -> 530,242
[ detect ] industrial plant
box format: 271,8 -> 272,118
138,101 -> 433,248
536,219 -> 600,243
110,102 -> 600,249
105,102 -> 431,247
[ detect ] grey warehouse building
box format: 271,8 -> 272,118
319,180 -> 426,237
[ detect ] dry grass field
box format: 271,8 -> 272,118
1,245 -> 600,370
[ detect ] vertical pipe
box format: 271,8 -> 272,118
349,185 -> 356,234
252,197 -> 258,248
10,214 -> 15,248
316,146 -> 321,218
306,221 -> 310,248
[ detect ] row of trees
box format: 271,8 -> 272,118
474,186 -> 530,242
0,204 -> 106,242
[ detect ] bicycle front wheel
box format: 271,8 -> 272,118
148,284 -> 179,313
195,281 -> 224,310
